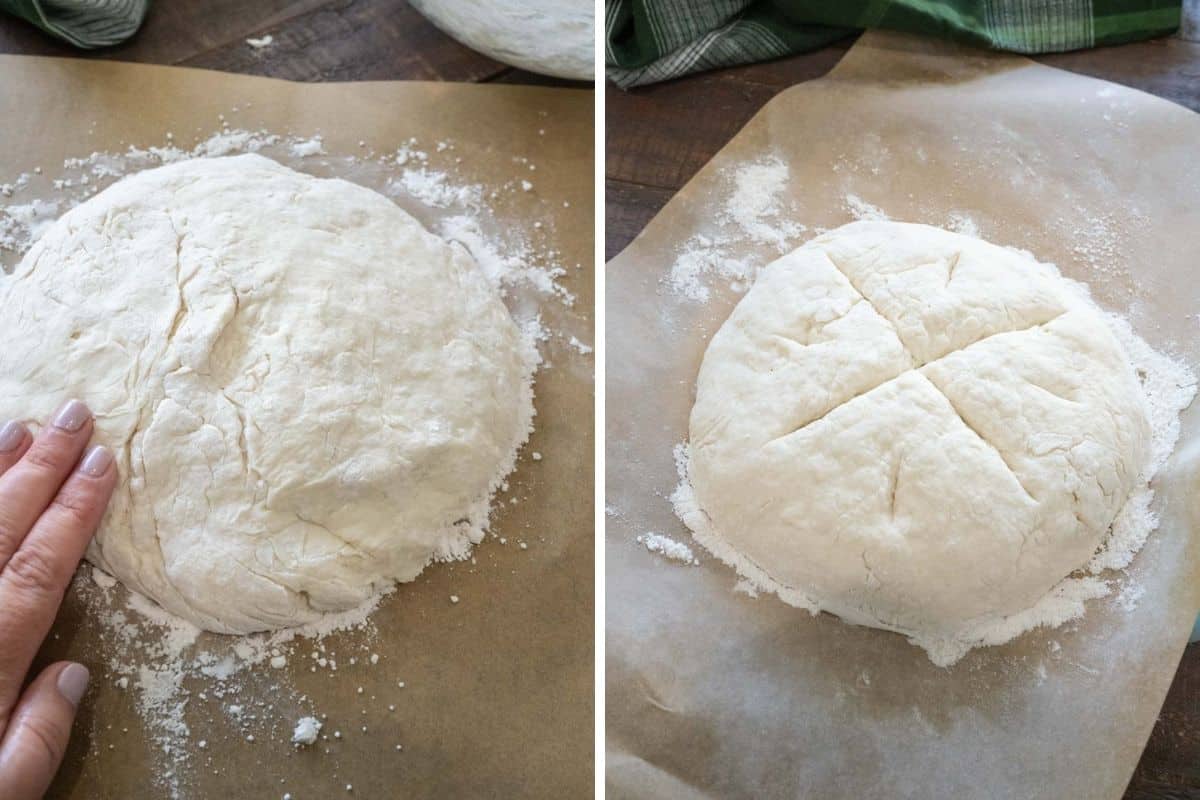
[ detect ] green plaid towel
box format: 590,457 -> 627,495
0,0 -> 148,48
606,0 -> 1182,87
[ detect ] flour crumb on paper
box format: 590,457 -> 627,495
292,716 -> 323,746
636,532 -> 699,565
2,122 -> 585,799
843,193 -> 887,221
289,135 -> 325,158
393,139 -> 428,167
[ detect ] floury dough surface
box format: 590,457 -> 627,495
407,0 -> 593,80
683,221 -> 1153,664
0,154 -> 535,634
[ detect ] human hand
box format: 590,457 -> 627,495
0,400 -> 116,800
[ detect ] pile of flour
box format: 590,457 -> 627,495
1,122 -> 586,798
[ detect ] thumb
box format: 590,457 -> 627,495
0,662 -> 89,800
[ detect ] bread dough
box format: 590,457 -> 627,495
408,0 -> 594,80
0,154 -> 534,634
686,221 -> 1150,657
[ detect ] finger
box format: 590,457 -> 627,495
0,421 -> 32,478
0,446 -> 114,720
0,662 -> 88,800
0,400 -> 93,571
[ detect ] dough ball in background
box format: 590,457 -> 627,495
686,220 -> 1150,663
408,0 -> 594,80
0,154 -> 535,634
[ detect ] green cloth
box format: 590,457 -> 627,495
606,0 -> 1182,86
0,0 -> 148,48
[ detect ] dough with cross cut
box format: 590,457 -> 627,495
686,221 -> 1149,659
0,154 -> 534,633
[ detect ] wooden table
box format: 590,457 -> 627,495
608,32 -> 1200,800
0,0 -> 582,86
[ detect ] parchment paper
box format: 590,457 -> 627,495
0,56 -> 594,799
606,31 -> 1200,800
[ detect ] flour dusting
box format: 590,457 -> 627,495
1085,309 -> 1197,572
668,157 -> 804,301
946,211 -> 980,237
720,157 -> 803,248
391,167 -> 481,209
439,214 -> 575,307
843,193 -> 887,221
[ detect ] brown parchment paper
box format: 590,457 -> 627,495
0,56 -> 594,799
606,31 -> 1200,800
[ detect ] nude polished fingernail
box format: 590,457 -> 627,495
79,445 -> 113,477
57,663 -> 89,707
52,399 -> 91,432
0,420 -> 25,452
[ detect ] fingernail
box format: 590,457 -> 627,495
0,420 -> 26,453
57,663 -> 89,707
79,445 -> 113,477
52,399 -> 91,432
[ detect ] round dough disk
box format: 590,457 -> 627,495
686,221 -> 1149,655
0,154 -> 534,634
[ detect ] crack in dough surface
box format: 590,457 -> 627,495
686,221 -> 1151,659
0,154 -> 535,634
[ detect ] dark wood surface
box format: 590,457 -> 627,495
607,32 -> 1200,800
0,0 -> 582,86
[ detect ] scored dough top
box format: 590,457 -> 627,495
0,154 -> 532,634
688,221 -> 1150,648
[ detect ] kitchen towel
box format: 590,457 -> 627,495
606,0 -> 1182,86
0,0 -> 148,48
